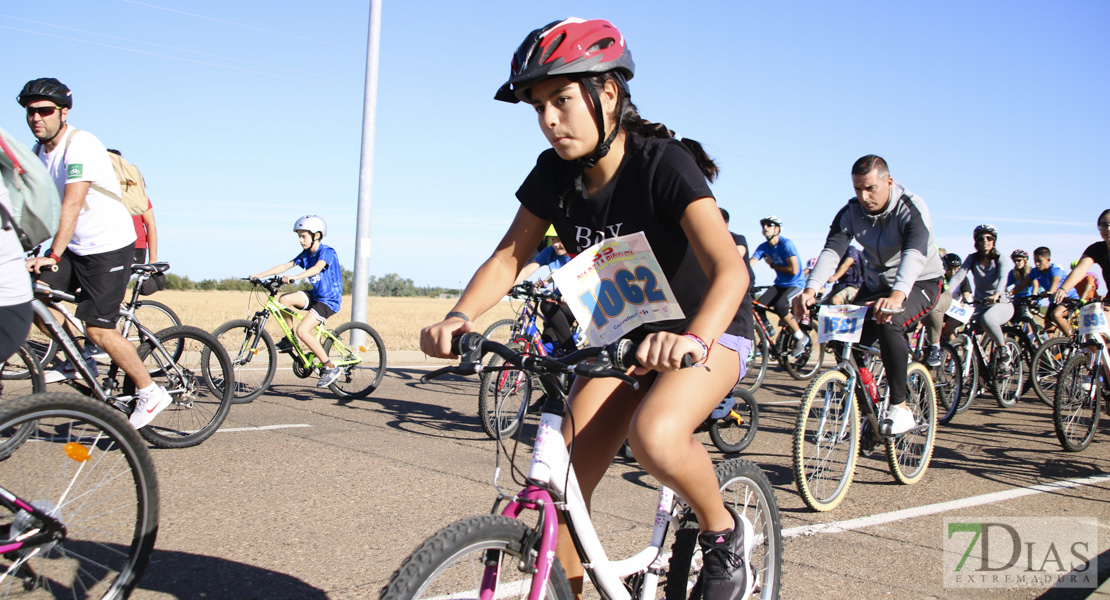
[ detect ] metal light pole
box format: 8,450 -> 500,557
351,0 -> 381,330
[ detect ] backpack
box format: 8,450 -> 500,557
38,128 -> 149,216
0,126 -> 61,250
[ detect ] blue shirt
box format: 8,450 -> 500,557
293,244 -> 343,313
752,237 -> 805,288
1028,263 -> 1078,299
530,246 -> 571,272
1007,270 -> 1032,297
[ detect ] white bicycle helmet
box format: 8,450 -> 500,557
760,215 -> 782,227
293,215 -> 327,239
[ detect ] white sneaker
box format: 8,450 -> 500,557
130,386 -> 173,429
882,403 -> 917,436
791,335 -> 810,357
44,358 -> 99,384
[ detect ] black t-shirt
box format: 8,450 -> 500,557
517,134 -> 742,341
1083,242 -> 1110,285
731,232 -> 755,339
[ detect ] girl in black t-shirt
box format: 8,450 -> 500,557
1056,208 -> 1110,307
420,18 -> 751,599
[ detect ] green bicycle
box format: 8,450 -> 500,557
210,276 -> 387,403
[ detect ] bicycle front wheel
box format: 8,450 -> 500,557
739,327 -> 770,394
127,325 -> 234,449
708,390 -> 759,454
477,352 -> 533,440
777,328 -> 823,380
934,342 -> 963,425
665,458 -> 783,600
210,318 -> 277,404
380,514 -> 573,600
1032,337 -> 1075,406
990,336 -> 1024,408
792,370 -> 859,512
1053,352 -> 1100,452
0,392 -> 158,599
952,334 -> 979,414
323,321 -> 387,399
885,363 -> 937,484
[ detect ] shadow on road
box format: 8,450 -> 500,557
137,546 -> 329,599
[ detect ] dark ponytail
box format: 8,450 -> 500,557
583,73 -> 720,182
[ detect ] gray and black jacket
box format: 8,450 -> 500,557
805,182 -> 944,297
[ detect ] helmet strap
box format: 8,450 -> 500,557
577,79 -> 621,169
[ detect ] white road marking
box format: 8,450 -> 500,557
217,424 -> 312,433
783,472 -> 1110,538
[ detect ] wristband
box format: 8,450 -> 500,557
44,248 -> 61,262
682,332 -> 713,366
445,311 -> 470,322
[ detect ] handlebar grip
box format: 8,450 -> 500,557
612,339 -> 695,371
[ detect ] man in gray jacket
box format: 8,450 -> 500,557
793,155 -> 944,435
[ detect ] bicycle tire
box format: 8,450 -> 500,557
739,327 -> 770,394
126,325 -> 234,449
792,370 -> 859,512
776,328 -> 823,380
952,334 -> 979,414
0,343 -> 46,460
121,300 -> 183,363
1031,336 -> 1075,406
708,390 -> 759,454
323,321 -> 387,399
934,342 -> 963,425
22,327 -> 56,373
1002,324 -> 1036,396
210,318 -> 277,404
1053,352 -> 1100,452
476,352 -> 533,440
0,392 -> 158,598
379,514 -> 573,600
665,458 -> 783,600
990,336 -> 1024,408
885,363 -> 937,484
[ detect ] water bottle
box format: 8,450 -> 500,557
859,367 -> 879,405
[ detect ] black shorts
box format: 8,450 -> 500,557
307,300 -> 336,322
133,247 -> 147,266
38,244 -> 134,329
0,301 -> 33,363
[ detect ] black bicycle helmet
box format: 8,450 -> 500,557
17,78 -> 72,108
944,253 -> 963,269
496,18 -> 635,168
973,223 -> 998,239
1011,249 -> 1028,260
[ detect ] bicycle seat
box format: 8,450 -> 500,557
132,262 -> 171,275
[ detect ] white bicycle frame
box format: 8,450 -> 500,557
500,409 -> 678,600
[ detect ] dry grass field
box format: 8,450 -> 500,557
147,291 -> 520,352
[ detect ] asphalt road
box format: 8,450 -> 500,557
122,352 -> 1110,599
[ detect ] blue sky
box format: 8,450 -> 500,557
2,1 -> 1106,289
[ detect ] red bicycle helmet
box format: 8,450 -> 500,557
495,18 -> 634,104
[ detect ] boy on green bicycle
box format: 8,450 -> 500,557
250,215 -> 343,388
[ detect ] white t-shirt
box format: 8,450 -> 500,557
0,183 -> 32,305
38,127 -> 135,255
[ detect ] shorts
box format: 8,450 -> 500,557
718,333 -> 753,387
0,301 -> 33,363
133,247 -> 147,266
757,286 -> 801,318
38,244 -> 133,329
828,285 -> 860,305
307,300 -> 336,322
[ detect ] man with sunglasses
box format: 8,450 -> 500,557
18,78 -> 172,429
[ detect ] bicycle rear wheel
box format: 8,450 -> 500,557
665,458 -> 783,600
885,363 -> 937,484
934,342 -> 963,425
777,328 -> 823,380
0,343 -> 46,460
1032,337 -> 1075,406
127,325 -> 234,449
323,321 -> 387,399
379,514 -> 573,600
120,300 -> 183,363
708,390 -> 759,454
0,392 -> 158,598
739,327 -> 770,394
1053,352 -> 1100,452
210,318 -> 277,404
792,370 -> 859,512
477,353 -> 533,440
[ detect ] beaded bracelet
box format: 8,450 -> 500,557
682,332 -> 713,366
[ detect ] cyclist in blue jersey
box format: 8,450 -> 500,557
250,215 -> 344,387
1011,246 -> 1078,336
514,226 -> 576,352
749,215 -> 808,356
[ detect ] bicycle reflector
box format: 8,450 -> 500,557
65,442 -> 91,462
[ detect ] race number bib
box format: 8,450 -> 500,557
551,232 -> 685,347
1078,303 -> 1110,337
946,299 -> 972,324
817,305 -> 868,344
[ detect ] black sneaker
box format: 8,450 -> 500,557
697,505 -> 755,600
924,344 -> 943,368
275,338 -> 294,353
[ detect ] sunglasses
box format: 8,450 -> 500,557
1099,222 -> 1110,230
25,106 -> 62,118
975,235 -> 996,242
